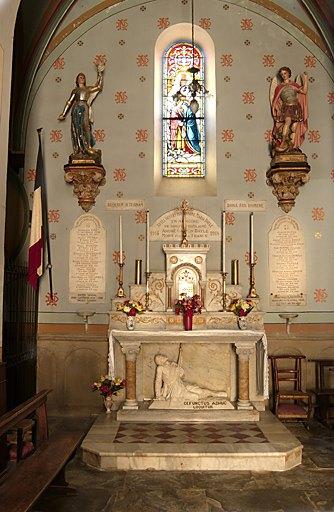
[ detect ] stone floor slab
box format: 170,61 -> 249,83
31,416 -> 334,512
81,411 -> 302,471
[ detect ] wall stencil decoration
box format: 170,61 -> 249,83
269,216 -> 306,307
22,0 -> 333,321
266,67 -> 310,213
69,214 -> 106,303
58,63 -> 106,211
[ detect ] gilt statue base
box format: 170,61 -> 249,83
64,161 -> 106,212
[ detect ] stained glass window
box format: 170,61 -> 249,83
162,42 -> 206,178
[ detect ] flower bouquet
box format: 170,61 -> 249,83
174,294 -> 202,330
229,298 -> 254,317
117,299 -> 145,329
92,375 -> 125,413
229,298 -> 254,330
116,299 -> 145,316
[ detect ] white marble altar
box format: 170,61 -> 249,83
83,212 -> 302,474
109,329 -> 268,419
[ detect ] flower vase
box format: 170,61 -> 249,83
103,395 -> 113,413
126,315 -> 135,330
237,316 -> 247,330
183,311 -> 193,331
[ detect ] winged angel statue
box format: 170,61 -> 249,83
269,67 -> 308,155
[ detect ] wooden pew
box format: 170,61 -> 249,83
0,389 -> 87,512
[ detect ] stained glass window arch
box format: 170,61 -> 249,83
162,42 -> 206,178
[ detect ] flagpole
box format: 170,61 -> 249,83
37,128 -> 54,299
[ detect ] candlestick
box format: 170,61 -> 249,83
135,259 -> 142,285
249,212 -> 254,265
145,271 -> 152,311
146,210 -> 150,274
222,211 -> 226,272
231,259 -> 239,285
247,262 -> 259,299
221,271 -> 228,311
119,215 -> 123,264
116,262 -> 126,298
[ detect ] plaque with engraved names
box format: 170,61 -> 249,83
269,216 -> 306,306
150,208 -> 220,241
69,214 -> 106,303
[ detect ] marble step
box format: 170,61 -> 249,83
117,408 -> 260,422
81,411 -> 302,472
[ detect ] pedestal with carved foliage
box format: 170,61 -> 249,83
64,162 -> 106,212
266,153 -> 310,213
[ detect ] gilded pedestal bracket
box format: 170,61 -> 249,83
266,154 -> 310,213
64,162 -> 106,212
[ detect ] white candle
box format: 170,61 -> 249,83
119,215 -> 123,264
146,210 -> 150,274
222,211 -> 226,272
250,212 -> 254,265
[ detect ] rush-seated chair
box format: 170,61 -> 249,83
269,355 -> 312,425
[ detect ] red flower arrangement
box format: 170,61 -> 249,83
174,294 -> 202,315
116,299 -> 144,316
92,375 -> 125,398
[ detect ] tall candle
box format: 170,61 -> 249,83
135,259 -> 142,285
231,259 -> 239,285
119,215 -> 123,264
250,212 -> 254,265
222,211 -> 226,272
146,210 -> 150,273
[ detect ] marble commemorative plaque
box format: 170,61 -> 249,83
150,208 -> 220,241
269,216 -> 306,306
69,213 -> 106,303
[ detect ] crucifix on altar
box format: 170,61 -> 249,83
178,199 -> 193,248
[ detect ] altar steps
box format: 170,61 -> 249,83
81,411 -> 302,472
117,408 -> 259,422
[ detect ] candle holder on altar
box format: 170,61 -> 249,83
220,271 -> 228,311
116,262 -> 126,298
247,263 -> 259,299
145,271 -> 152,311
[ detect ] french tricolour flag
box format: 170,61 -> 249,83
28,130 -> 44,289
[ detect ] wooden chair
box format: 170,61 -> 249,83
269,355 -> 312,425
309,359 -> 334,427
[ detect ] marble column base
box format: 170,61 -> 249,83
237,399 -> 254,410
122,399 -> 139,410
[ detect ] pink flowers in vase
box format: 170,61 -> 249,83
174,294 -> 203,315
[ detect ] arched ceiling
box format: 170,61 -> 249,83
16,0 -> 334,75
9,0 -> 334,150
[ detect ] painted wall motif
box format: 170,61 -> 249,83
22,0 -> 334,324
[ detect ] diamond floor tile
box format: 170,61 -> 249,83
113,422 -> 269,444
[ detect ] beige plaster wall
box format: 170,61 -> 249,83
21,0 -> 333,329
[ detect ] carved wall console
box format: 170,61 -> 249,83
266,153 -> 310,213
64,163 -> 106,212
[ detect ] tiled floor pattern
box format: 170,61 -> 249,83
33,417 -> 334,512
113,421 -> 269,444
